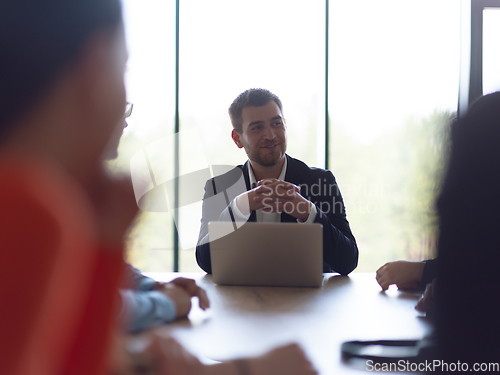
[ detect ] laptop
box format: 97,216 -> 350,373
208,222 -> 323,287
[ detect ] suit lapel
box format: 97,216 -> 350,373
241,161 -> 252,191
242,161 -> 257,222
281,155 -> 298,223
283,154 -> 300,185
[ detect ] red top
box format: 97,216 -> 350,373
0,159 -> 124,375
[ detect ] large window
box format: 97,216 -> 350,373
328,0 -> 460,270
483,8 -> 500,94
113,0 -> 493,272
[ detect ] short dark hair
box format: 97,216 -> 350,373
228,88 -> 283,133
0,0 -> 123,139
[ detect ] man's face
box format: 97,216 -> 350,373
232,101 -> 287,167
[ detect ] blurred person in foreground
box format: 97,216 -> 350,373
0,1 -> 316,374
0,1 -> 134,374
433,91 -> 500,369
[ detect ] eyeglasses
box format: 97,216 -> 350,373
124,102 -> 133,118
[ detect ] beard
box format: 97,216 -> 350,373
245,142 -> 287,167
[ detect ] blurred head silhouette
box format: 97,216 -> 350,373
0,0 -> 126,181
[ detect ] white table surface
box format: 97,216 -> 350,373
142,272 -> 432,374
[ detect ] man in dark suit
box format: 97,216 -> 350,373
196,88 -> 358,275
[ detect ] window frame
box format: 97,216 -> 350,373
460,0 -> 500,118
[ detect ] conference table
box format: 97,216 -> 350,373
143,272 -> 433,374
